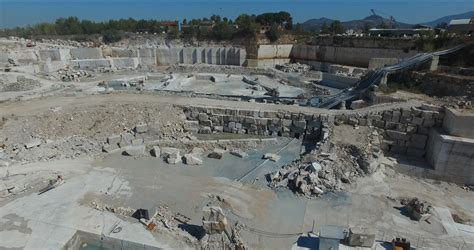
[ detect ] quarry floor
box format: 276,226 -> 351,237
1,139 -> 474,249
0,93 -> 473,249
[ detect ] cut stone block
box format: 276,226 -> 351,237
165,151 -> 181,164
230,150 -> 248,158
132,138 -> 144,145
162,147 -> 180,158
151,146 -> 161,157
25,139 -> 42,149
191,147 -> 204,155
199,126 -> 212,134
183,154 -> 203,165
107,135 -> 121,144
123,145 -> 146,156
198,113 -> 208,121
102,143 -> 120,153
119,133 -> 135,147
134,124 -> 148,133
263,153 -> 281,162
208,148 -> 226,159
385,130 -> 409,140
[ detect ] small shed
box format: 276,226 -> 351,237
319,225 -> 346,250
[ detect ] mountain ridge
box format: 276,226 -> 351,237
301,11 -> 474,31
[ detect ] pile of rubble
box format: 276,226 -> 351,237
297,85 -> 331,98
40,38 -> 96,48
269,147 -> 373,197
433,96 -> 472,109
167,64 -> 277,78
335,70 -> 365,78
269,124 -> 381,197
11,136 -> 100,163
0,76 -> 41,92
400,197 -> 432,221
91,201 -> 191,233
275,63 -> 311,73
57,68 -> 90,82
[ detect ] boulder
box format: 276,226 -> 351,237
102,143 -> 120,153
123,145 -> 146,156
199,126 -> 212,134
119,133 -> 135,147
25,139 -> 42,149
208,148 -> 226,159
0,160 -> 9,168
230,150 -> 248,158
263,153 -> 280,162
107,135 -> 121,144
134,124 -> 148,133
308,162 -> 322,173
213,126 -> 224,132
151,146 -> 161,157
191,147 -> 204,155
162,147 -> 180,158
183,154 -> 203,165
165,151 -> 181,164
132,138 -> 144,145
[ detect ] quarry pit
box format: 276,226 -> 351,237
0,36 -> 473,249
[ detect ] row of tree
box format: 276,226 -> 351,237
0,12 -> 349,43
0,17 -> 179,41
181,12 -> 294,42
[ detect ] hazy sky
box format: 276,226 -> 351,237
0,0 -> 473,28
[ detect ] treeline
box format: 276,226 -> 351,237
0,17 -> 180,42
181,12 -> 294,42
0,11 -> 306,43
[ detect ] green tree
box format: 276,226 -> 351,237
101,29 -> 122,43
329,20 -> 344,34
293,23 -> 304,34
57,17 -> 83,34
235,14 -> 259,37
212,21 -> 234,40
167,27 -> 180,39
266,24 -> 281,42
321,22 -> 329,34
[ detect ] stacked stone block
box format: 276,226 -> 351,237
182,106 -> 322,139
363,105 -> 444,156
182,103 -> 446,159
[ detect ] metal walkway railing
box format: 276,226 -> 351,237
312,44 -> 467,109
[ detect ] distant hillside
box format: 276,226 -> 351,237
301,15 -> 412,32
422,11 -> 474,27
300,17 -> 334,31
301,11 -> 474,32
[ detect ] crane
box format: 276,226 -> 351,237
371,9 -> 397,28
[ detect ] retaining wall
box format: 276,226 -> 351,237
70,48 -> 103,59
71,59 -> 111,69
291,45 -> 417,68
321,73 -> 359,89
368,58 -> 401,69
426,129 -> 474,184
250,44 -> 416,68
138,48 -> 156,66
442,108 -> 474,139
256,44 -> 294,59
